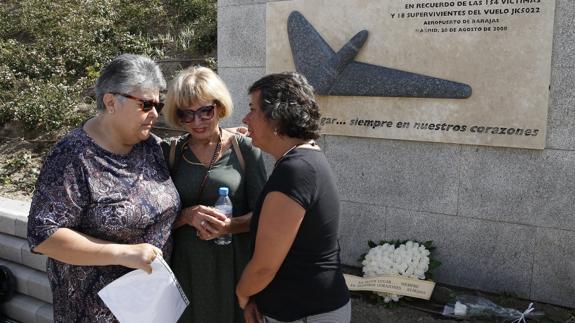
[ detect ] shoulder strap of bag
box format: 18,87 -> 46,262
231,135 -> 245,173
169,138 -> 177,171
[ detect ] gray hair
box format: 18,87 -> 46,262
95,54 -> 166,111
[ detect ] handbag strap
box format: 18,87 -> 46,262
231,135 -> 245,173
169,138 -> 177,171
195,130 -> 222,202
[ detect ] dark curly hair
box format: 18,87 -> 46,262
248,72 -> 321,140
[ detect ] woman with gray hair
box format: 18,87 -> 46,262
27,54 -> 181,322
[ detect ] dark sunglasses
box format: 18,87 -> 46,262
111,92 -> 164,113
176,105 -> 216,123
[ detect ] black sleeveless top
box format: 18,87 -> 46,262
250,147 -> 350,321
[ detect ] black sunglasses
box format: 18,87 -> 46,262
176,105 -> 216,123
111,92 -> 164,113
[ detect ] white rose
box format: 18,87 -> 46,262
362,240 -> 434,303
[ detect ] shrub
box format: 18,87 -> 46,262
0,0 -> 216,132
164,0 -> 217,56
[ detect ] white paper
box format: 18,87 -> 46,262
98,256 -> 189,323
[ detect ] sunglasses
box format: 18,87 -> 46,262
176,105 -> 216,123
111,92 -> 164,113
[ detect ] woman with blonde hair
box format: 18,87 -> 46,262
162,66 -> 266,323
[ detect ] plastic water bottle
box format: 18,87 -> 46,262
214,187 -> 233,246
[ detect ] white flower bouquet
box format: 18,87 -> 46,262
360,240 -> 440,304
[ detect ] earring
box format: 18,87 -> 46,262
273,129 -> 278,136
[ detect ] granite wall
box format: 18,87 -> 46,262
217,0 -> 575,308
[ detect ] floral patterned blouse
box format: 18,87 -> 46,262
27,127 -> 181,323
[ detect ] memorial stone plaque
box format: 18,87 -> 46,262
267,0 -> 555,149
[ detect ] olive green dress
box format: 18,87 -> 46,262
161,134 -> 267,323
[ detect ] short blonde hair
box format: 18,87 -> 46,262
163,66 -> 233,128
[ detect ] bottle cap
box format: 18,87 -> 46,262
218,187 -> 229,196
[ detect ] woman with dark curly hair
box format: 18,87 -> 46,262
236,72 -> 350,323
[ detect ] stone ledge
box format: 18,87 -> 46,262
0,233 -> 26,264
0,258 -> 52,304
0,197 -> 30,239
0,293 -> 53,323
0,232 -> 47,272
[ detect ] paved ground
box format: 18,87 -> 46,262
352,299 -> 460,323
349,286 -> 575,323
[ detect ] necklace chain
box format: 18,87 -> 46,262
181,128 -> 222,202
182,129 -> 222,168
273,140 -> 316,168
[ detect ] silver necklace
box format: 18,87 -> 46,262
273,140 -> 316,168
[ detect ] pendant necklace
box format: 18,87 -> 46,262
182,128 -> 222,201
182,129 -> 222,167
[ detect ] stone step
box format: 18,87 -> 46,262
0,198 -> 53,322
0,232 -> 46,272
0,259 -> 52,304
0,197 -> 29,239
0,293 -> 53,323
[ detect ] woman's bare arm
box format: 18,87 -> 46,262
236,191 -> 305,307
34,228 -> 161,273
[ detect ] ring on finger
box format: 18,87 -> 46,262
201,220 -> 206,227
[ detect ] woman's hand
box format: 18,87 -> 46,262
197,214 -> 231,240
177,205 -> 230,240
112,243 -> 162,274
224,126 -> 249,135
243,299 -> 263,323
237,292 -> 249,309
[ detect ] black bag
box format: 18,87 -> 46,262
0,265 -> 16,303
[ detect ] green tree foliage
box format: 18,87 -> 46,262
164,0 -> 217,56
0,0 -> 216,132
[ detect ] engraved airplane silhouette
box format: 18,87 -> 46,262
287,11 -> 472,98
